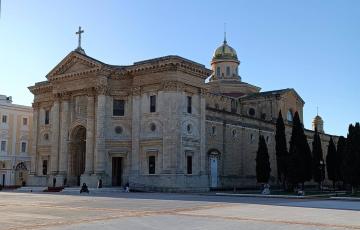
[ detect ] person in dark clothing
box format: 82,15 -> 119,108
80,183 -> 89,194
53,177 -> 56,188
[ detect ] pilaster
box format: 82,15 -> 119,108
85,89 -> 95,174
94,84 -> 107,174
50,94 -> 60,175
30,102 -> 40,175
58,93 -> 70,175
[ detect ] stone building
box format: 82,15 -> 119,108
28,36 -> 336,191
0,95 -> 33,187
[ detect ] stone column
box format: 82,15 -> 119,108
94,86 -> 107,174
58,95 -> 70,175
199,89 -> 207,174
50,94 -> 60,175
30,102 -> 39,175
85,91 -> 95,174
131,87 -> 141,174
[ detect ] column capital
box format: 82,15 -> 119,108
95,84 -> 109,96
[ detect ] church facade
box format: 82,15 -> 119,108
28,38 -> 334,191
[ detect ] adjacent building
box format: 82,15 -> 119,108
0,95 -> 33,187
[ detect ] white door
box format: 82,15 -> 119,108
210,157 -> 218,188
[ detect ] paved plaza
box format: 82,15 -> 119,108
0,191 -> 359,230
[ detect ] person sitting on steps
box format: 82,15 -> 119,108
80,183 -> 89,194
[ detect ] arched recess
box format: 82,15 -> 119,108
68,125 -> 86,186
207,149 -> 221,188
15,162 -> 28,186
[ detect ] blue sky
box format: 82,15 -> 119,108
0,1 -> 359,136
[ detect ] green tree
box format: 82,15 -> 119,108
275,111 -> 288,189
287,111 -> 312,189
336,136 -> 346,183
312,128 -> 325,189
326,137 -> 337,189
256,135 -> 271,184
343,123 -> 360,194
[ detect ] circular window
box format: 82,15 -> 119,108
115,126 -> 123,134
248,108 -> 256,116
150,123 -> 156,132
187,124 -> 192,134
43,133 -> 49,140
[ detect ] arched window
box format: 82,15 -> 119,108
226,66 -> 230,76
216,67 -> 220,77
287,110 -> 293,122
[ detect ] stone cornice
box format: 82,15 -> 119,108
125,56 -> 212,79
28,82 -> 52,95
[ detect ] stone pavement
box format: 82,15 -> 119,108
0,192 -> 359,230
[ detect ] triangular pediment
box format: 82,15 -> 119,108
46,51 -> 104,80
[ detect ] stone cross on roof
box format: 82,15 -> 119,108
75,26 -> 86,54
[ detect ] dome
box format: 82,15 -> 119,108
212,40 -> 238,61
313,115 -> 323,123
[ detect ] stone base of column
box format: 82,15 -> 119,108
54,174 -> 67,187
27,175 -> 47,186
80,174 -> 101,188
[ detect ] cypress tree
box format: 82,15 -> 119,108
256,135 -> 271,184
288,111 -> 312,189
343,123 -> 360,194
326,137 -> 337,189
275,111 -> 288,187
336,136 -> 346,183
312,128 -> 325,188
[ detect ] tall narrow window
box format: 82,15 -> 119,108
236,66 -> 239,75
226,66 -> 230,76
0,141 -> 6,152
45,110 -> 50,124
21,142 -> 26,153
148,156 -> 156,174
42,160 -> 48,175
187,96 -> 192,114
2,115 -> 7,123
187,156 -> 192,174
113,99 -> 125,116
23,117 -> 28,126
216,67 -> 220,77
231,99 -> 236,113
150,95 -> 156,113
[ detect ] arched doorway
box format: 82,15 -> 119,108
208,149 -> 221,189
69,126 -> 86,186
15,162 -> 28,186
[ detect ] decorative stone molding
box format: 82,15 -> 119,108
95,84 -> 109,95
132,87 -> 141,96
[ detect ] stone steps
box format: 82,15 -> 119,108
61,187 -> 125,194
16,187 -> 47,192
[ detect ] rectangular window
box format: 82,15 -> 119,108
113,99 -> 125,116
21,142 -> 26,153
2,115 -> 7,123
150,95 -> 156,113
226,66 -> 230,76
148,156 -> 155,174
216,67 -> 220,77
231,99 -> 236,113
187,96 -> 192,114
42,160 -> 48,175
1,141 -> 6,152
187,156 -> 192,174
23,117 -> 28,126
45,110 -> 50,125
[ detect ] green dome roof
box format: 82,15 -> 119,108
212,40 -> 238,61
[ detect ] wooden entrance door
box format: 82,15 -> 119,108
112,157 -> 122,186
